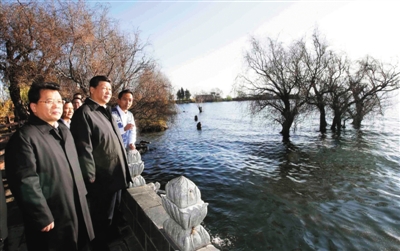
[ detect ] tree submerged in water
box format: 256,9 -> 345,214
237,29 -> 400,141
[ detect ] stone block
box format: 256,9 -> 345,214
161,195 -> 208,230
163,218 -> 210,251
165,176 -> 202,208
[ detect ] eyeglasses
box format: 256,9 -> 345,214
38,99 -> 64,105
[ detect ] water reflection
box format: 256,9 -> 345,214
140,102 -> 400,250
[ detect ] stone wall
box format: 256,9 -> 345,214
121,184 -> 218,251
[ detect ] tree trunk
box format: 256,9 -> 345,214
352,115 -> 363,129
280,114 -> 294,141
280,123 -> 291,141
352,102 -> 364,129
318,105 -> 327,133
8,81 -> 29,121
331,111 -> 342,132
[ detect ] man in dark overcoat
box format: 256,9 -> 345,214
0,170 -> 7,251
5,82 -> 94,251
70,75 -> 132,250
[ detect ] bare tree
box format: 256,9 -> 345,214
327,77 -> 352,131
326,56 -> 399,131
55,1 -> 153,97
346,56 -> 400,128
0,0 -> 154,119
303,31 -> 347,133
238,36 -> 311,141
238,31 -> 400,136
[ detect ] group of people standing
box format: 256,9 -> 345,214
2,75 -> 137,251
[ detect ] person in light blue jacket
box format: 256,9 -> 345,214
112,90 -> 136,150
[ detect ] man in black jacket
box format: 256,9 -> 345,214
5,82 -> 94,251
70,76 -> 131,250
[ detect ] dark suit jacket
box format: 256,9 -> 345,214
5,115 -> 94,250
0,170 -> 7,243
70,98 -> 131,194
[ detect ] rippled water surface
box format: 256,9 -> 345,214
138,101 -> 400,251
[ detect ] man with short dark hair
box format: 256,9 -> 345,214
72,97 -> 83,111
70,76 -> 131,250
112,89 -> 136,150
5,82 -> 94,251
73,92 -> 83,100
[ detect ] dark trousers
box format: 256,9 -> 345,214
88,190 -> 123,251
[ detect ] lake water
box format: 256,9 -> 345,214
138,101 -> 400,251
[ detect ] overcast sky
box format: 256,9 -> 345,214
106,1 -> 400,97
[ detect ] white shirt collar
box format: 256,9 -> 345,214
60,118 -> 71,125
116,105 -> 128,115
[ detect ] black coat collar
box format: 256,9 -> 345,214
84,98 -> 109,110
84,98 -> 112,118
28,115 -> 56,134
27,115 -> 67,140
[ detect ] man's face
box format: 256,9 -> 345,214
90,81 -> 112,106
30,89 -> 63,125
117,93 -> 133,111
62,102 -> 74,120
72,99 -> 82,110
